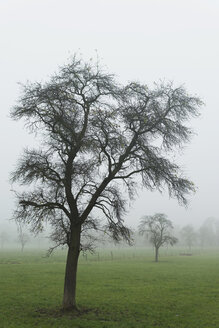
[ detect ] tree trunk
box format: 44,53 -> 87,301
155,247 -> 159,262
62,224 -> 81,310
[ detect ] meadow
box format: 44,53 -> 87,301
0,248 -> 219,328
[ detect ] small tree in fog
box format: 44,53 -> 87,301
16,218 -> 29,252
11,55 -> 201,310
0,231 -> 9,249
199,217 -> 219,248
180,225 -> 197,252
139,213 -> 178,262
199,224 -> 210,249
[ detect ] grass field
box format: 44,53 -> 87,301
0,248 -> 219,328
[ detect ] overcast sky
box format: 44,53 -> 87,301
0,0 -> 219,231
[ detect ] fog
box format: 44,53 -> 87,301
1,0 -> 219,246
1,217 -> 219,253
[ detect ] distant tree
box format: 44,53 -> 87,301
11,55 -> 201,310
139,213 -> 178,262
215,220 -> 219,247
199,217 -> 219,248
198,225 -> 207,249
180,225 -> 197,252
16,218 -> 29,252
0,231 -> 9,249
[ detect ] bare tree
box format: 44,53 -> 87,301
139,213 -> 178,262
199,217 -> 219,248
0,231 -> 9,249
16,218 -> 29,252
11,55 -> 201,310
180,225 -> 197,252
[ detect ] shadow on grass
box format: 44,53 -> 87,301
35,306 -> 101,319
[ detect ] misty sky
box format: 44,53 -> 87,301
0,0 -> 219,231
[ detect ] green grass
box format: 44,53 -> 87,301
0,249 -> 219,327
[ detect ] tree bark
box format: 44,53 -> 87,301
155,247 -> 159,262
62,224 -> 81,310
